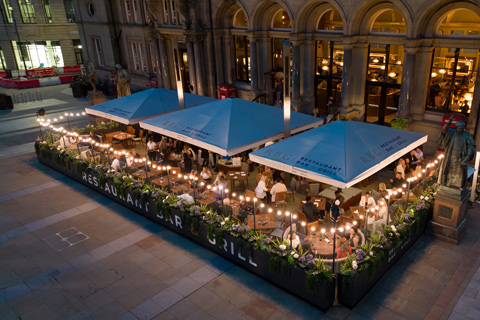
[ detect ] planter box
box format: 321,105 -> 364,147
0,95 -> 13,110
71,84 -> 88,98
36,153 -> 335,310
337,215 -> 429,308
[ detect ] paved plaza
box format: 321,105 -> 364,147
0,85 -> 480,319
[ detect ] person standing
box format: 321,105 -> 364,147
146,137 -> 157,163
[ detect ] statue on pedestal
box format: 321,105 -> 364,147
438,116 -> 476,191
115,64 -> 131,98
84,59 -> 98,92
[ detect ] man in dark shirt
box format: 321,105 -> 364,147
302,196 -> 321,222
209,196 -> 233,217
390,172 -> 406,188
334,190 -> 344,206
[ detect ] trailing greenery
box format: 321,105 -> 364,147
35,135 -> 438,294
390,117 -> 407,129
75,121 -> 121,135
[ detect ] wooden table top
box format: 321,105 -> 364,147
300,197 -> 326,211
304,232 -> 340,256
132,170 -> 147,180
226,171 -> 248,181
196,191 -> 221,206
150,175 -> 182,187
247,213 -> 276,230
105,131 -> 135,141
168,153 -> 182,162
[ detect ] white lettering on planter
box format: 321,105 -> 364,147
157,212 -> 163,219
93,176 -> 98,187
127,193 -> 134,205
111,185 -> 117,197
104,183 -> 111,194
231,242 -> 235,255
82,172 -> 87,181
208,237 -> 216,245
223,238 -> 228,252
237,250 -> 246,261
175,215 -> 182,229
88,175 -> 92,184
248,257 -> 257,267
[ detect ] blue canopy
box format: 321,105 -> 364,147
249,120 -> 428,188
140,98 -> 324,156
85,88 -> 216,124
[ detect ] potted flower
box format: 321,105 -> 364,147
69,78 -> 89,98
0,93 -> 13,110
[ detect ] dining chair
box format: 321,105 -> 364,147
306,221 -> 320,235
132,129 -> 144,147
286,177 -> 297,201
298,176 -> 309,194
295,209 -> 308,234
273,192 -> 287,210
282,223 -> 297,241
306,183 -> 321,197
245,189 -> 256,200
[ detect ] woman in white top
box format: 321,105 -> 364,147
200,166 -> 213,184
213,171 -> 225,186
255,175 -> 269,200
146,138 -> 157,163
396,159 -> 406,179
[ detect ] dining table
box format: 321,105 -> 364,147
300,196 -> 326,211
225,171 -> 248,191
246,213 -> 276,230
105,131 -> 136,147
303,231 -> 341,257
150,175 -> 182,187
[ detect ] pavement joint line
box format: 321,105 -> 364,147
3,228 -> 154,302
0,179 -> 65,202
1,201 -> 98,242
425,235 -> 480,319
117,263 -> 232,320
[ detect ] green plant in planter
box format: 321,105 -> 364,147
69,79 -> 89,88
390,117 -> 407,129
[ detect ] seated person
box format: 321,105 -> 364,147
212,197 -> 234,217
272,170 -> 285,184
359,192 -> 376,207
390,172 -> 406,189
378,182 -> 388,199
270,177 -> 287,202
200,166 -> 213,184
337,237 -> 352,259
286,232 -> 301,249
414,148 -> 424,164
255,175 -> 269,201
376,198 -> 388,220
89,131 -> 101,143
131,150 -> 141,159
300,239 -> 313,254
216,176 -> 228,191
111,155 -> 122,171
302,196 -> 322,222
213,171 -> 225,186
346,226 -> 360,249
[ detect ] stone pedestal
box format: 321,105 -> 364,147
427,186 -> 468,244
87,91 -> 106,106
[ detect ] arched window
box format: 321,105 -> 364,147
271,9 -> 291,30
233,9 -> 247,28
426,9 -> 480,115
316,9 -> 343,32
436,9 -> 480,37
370,9 -> 406,35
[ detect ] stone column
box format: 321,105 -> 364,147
151,36 -> 163,88
158,36 -> 171,89
186,37 -> 197,94
397,47 -> 417,119
248,36 -> 258,92
339,44 -> 355,116
300,39 -> 316,115
291,40 -> 301,111
410,47 -> 434,121
224,33 -> 235,84
193,38 -> 204,95
213,31 -> 225,86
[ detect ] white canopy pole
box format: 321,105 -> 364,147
171,39 -> 185,110
470,151 -> 480,202
283,39 -> 291,139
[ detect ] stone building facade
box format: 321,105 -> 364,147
0,0 -> 82,72
57,1 -> 480,153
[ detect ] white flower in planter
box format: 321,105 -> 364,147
425,197 -> 430,201
420,195 -> 424,200
391,225 -> 397,232
352,264 -> 358,270
291,251 -> 295,255
369,252 -> 373,256
220,221 -> 225,226
279,244 -> 286,251
294,254 -> 299,259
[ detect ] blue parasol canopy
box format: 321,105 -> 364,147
249,120 -> 428,188
140,98 -> 324,156
85,88 -> 216,124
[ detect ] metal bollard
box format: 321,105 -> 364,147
21,93 -> 26,103
37,91 -> 42,102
